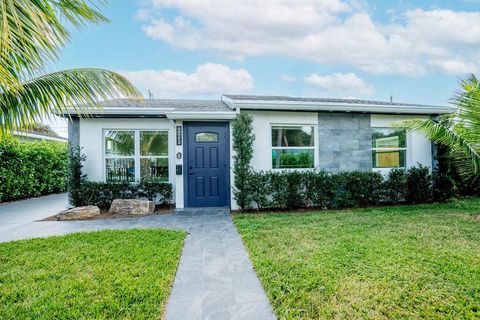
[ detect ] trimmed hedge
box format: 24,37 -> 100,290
68,148 -> 173,209
0,139 -> 67,202
243,165 -> 434,210
75,181 -> 173,209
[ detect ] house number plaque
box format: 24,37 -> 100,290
176,126 -> 182,145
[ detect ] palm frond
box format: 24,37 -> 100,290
401,119 -> 480,176
452,74 -> 480,128
0,68 -> 141,135
0,0 -> 108,90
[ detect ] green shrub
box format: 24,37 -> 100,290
137,181 -> 173,204
433,172 -> 456,202
68,146 -> 86,206
303,170 -> 336,208
77,181 -> 172,209
232,112 -> 255,210
248,171 -> 270,210
243,165 -> 436,211
406,165 -> 433,204
342,171 -> 384,207
68,150 -> 173,209
0,139 -> 67,202
384,168 -> 408,203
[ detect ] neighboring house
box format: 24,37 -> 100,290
59,95 -> 453,210
13,130 -> 67,143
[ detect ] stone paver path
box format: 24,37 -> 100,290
0,196 -> 276,320
166,208 -> 275,320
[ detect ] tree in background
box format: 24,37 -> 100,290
402,74 -> 480,181
0,0 -> 141,136
26,123 -> 61,138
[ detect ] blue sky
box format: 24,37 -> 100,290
50,0 -> 480,135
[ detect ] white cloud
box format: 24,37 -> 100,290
139,1 -> 480,76
428,59 -> 478,75
120,63 -> 253,98
280,74 -> 297,82
305,72 -> 374,94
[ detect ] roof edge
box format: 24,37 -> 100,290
222,95 -> 454,115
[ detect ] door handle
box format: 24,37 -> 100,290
189,166 -> 194,175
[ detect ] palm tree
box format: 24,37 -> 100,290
0,0 -> 141,136
402,74 -> 480,179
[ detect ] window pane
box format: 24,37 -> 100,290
141,158 -> 168,181
272,126 -> 314,147
105,131 -> 134,156
272,149 -> 314,169
372,150 -> 406,168
140,131 -> 168,156
372,128 -> 406,148
195,132 -> 218,142
106,158 -> 135,182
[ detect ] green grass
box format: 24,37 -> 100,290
234,198 -> 480,319
0,229 -> 186,319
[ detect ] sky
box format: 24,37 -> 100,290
48,0 -> 480,137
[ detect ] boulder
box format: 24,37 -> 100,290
58,206 -> 100,220
109,199 -> 155,215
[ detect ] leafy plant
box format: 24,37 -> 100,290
232,112 -> 255,209
243,166 -> 437,211
383,168 -> 408,203
0,0 -> 141,136
406,165 -> 433,204
68,146 -> 87,206
77,181 -> 173,209
401,74 -> 480,179
0,139 -> 67,202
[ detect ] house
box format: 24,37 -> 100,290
13,130 -> 67,143
61,95 -> 453,210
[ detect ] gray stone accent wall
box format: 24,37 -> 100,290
68,118 -> 80,152
67,118 -> 80,207
318,113 -> 372,172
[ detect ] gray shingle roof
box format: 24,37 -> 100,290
222,94 -> 445,108
99,98 -> 232,111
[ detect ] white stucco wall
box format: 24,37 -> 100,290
78,113 -> 433,210
79,117 -> 176,185
371,114 -> 432,174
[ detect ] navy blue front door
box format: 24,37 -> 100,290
184,122 -> 230,207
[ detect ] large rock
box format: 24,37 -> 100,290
58,206 -> 100,220
109,199 -> 155,215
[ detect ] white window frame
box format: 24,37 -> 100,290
139,130 -> 169,182
103,129 -> 169,182
371,127 -> 407,169
270,124 -> 317,171
104,129 -> 136,182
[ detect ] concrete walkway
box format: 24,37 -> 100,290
0,196 -> 276,320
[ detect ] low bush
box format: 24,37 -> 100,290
0,139 -> 67,202
406,165 -> 433,204
242,165 -> 436,211
77,181 -> 173,209
383,168 -> 408,204
68,149 -> 173,209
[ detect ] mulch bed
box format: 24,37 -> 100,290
41,205 -> 174,221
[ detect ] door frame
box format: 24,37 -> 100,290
183,121 -> 231,208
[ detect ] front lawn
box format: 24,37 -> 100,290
234,198 -> 480,319
0,229 -> 186,319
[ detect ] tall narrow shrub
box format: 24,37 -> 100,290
68,147 -> 86,206
232,112 -> 255,209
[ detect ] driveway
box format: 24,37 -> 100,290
0,193 -> 68,235
0,195 -> 275,320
